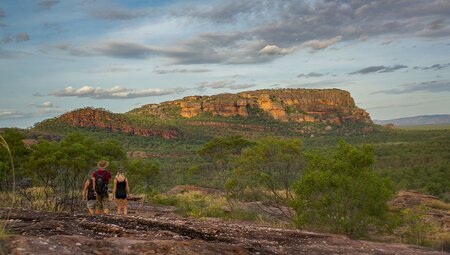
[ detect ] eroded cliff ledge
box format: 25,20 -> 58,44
131,88 -> 372,125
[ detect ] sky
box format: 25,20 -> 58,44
0,0 -> 449,128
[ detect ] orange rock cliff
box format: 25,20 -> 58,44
131,88 -> 372,125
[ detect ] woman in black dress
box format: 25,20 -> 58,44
112,169 -> 130,215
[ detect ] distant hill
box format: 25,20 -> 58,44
374,114 -> 450,126
33,88 -> 374,143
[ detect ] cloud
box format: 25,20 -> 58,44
414,63 -> 450,71
350,65 -> 408,74
1,33 -> 30,44
89,5 -> 152,20
0,110 -> 42,120
45,0 -> 450,65
30,101 -> 53,108
173,0 -> 450,63
374,80 -> 450,94
287,79 -> 350,88
196,80 -> 235,90
42,23 -> 65,34
15,32 -> 30,42
259,45 -> 294,55
154,68 -> 211,74
297,72 -> 325,78
301,36 -> 343,51
38,0 -> 60,10
0,48 -> 29,59
195,80 -> 255,91
0,106 -> 64,120
382,38 -> 395,45
28,101 -> 64,115
1,34 -> 12,44
176,1 -> 268,23
93,41 -> 156,59
88,67 -> 142,73
50,39 -> 272,64
0,110 -> 22,118
51,86 -> 189,99
33,92 -> 46,97
367,102 -> 422,110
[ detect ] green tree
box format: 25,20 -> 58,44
0,129 -> 29,191
198,135 -> 253,188
226,137 -> 305,219
126,159 -> 160,193
292,141 -> 394,238
23,132 -> 126,211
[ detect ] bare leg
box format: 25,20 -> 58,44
123,199 -> 127,215
116,199 -> 121,215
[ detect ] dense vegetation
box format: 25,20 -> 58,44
1,119 -> 449,247
30,114 -> 450,202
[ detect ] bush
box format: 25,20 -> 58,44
292,141 -> 394,238
226,137 -> 306,219
399,207 -> 438,247
150,191 -> 259,221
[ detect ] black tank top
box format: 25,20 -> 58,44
116,178 -> 127,196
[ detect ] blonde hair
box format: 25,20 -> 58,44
115,169 -> 125,179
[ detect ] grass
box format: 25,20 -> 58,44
0,134 -> 15,241
427,200 -> 450,211
149,191 -> 260,222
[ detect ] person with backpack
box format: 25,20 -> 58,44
112,169 -> 130,215
92,160 -> 112,214
83,176 -> 96,214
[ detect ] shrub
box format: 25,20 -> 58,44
292,141 -> 394,238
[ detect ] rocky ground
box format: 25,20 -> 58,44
0,201 -> 447,255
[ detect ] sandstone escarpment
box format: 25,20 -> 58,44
130,89 -> 372,125
57,108 -> 179,139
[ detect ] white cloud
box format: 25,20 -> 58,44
0,110 -> 19,117
196,80 -> 256,91
301,36 -> 343,51
51,86 -> 188,99
42,101 -> 52,107
259,45 -> 294,55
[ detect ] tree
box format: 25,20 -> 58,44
126,159 -> 160,193
291,141 -> 393,238
23,132 -> 126,211
0,129 -> 29,191
226,137 -> 306,219
198,135 -> 253,188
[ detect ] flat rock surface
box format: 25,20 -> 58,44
0,205 -> 446,255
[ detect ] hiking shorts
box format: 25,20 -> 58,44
96,194 -> 109,211
87,199 -> 96,209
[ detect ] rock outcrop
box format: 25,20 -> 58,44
130,89 -> 372,125
389,191 -> 450,232
56,108 -> 179,139
1,207 -> 446,255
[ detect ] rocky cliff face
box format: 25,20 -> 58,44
57,108 -> 179,139
131,89 -> 372,125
